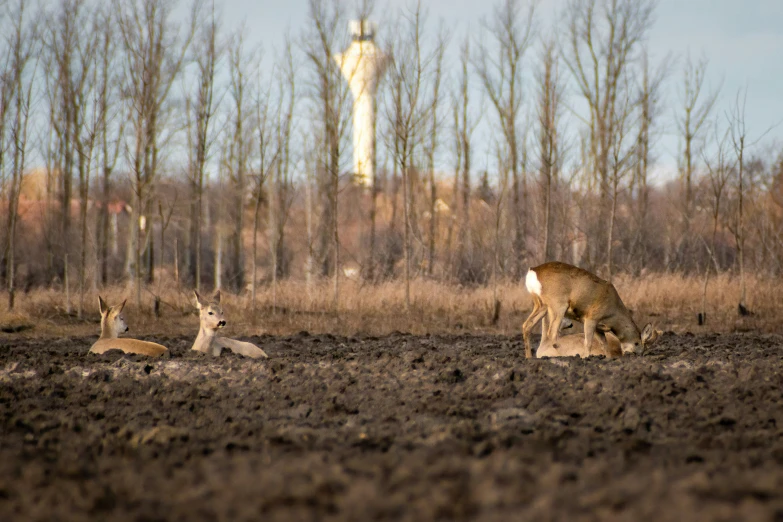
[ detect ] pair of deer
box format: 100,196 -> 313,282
89,291 -> 268,359
523,261 -> 660,359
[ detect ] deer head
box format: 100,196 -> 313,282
195,290 -> 226,332
99,296 -> 128,338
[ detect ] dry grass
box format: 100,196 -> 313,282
1,273 -> 782,340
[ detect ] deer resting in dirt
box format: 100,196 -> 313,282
191,290 -> 268,359
89,297 -> 168,357
536,314 -> 623,358
523,261 -> 658,359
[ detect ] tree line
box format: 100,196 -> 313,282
0,0 -> 781,317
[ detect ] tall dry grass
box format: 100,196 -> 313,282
1,273 -> 782,339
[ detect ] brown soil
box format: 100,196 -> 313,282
1,331 -> 783,521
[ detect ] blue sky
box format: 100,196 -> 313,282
218,0 -> 783,183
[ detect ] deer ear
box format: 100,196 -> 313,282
213,290 -> 221,304
99,296 -> 108,315
117,299 -> 127,313
194,290 -> 206,309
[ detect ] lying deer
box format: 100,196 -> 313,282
89,297 -> 168,357
191,290 -> 268,359
523,261 -> 657,359
536,314 -> 623,358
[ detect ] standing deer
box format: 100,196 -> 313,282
191,290 -> 269,359
90,297 -> 168,357
522,261 -> 657,359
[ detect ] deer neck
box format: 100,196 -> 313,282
193,325 -> 218,353
608,313 -> 641,344
99,320 -> 117,340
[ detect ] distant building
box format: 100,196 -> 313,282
335,20 -> 387,187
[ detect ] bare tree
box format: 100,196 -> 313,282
223,26 -> 258,293
44,0 -> 93,288
451,36 -> 479,281
383,2 -> 436,310
474,0 -> 535,277
727,88 -> 748,314
491,142 -> 510,323
269,38 -> 297,311
674,54 -> 719,269
0,3 -> 16,295
4,0 -> 38,310
423,27 -> 447,277
116,0 -> 200,305
95,6 -> 125,287
628,49 -> 667,272
699,123 -> 733,324
564,0 -> 655,273
249,66 -> 278,312
74,14 -> 101,318
303,0 -> 352,308
185,6 -> 222,292
535,35 -> 563,263
605,79 -> 636,281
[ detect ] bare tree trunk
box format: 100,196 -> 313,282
701,125 -> 732,323
76,22 -> 100,318
115,0 -> 199,305
474,0 -> 535,275
492,147 -> 509,325
383,4 -> 438,308
536,37 -> 562,264
564,0 -> 656,273
367,169 -> 378,281
452,37 -> 475,280
183,9 -> 220,292
269,158 -> 277,312
273,39 -> 297,285
729,90 -> 748,311
4,1 -> 37,309
331,152 -> 340,310
249,63 -> 277,314
607,180 -> 618,282
251,189 -> 262,313
64,253 -> 70,314
45,0 -> 92,285
304,0 -> 349,283
425,31 -> 446,277
402,162 -> 410,310
676,55 -> 719,270
305,141 -> 314,301
226,28 -> 260,293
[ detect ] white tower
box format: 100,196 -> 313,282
335,20 -> 386,187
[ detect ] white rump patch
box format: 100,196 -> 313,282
525,269 -> 542,296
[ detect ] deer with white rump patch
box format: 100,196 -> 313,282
89,297 -> 168,357
191,290 -> 268,359
522,261 -> 658,359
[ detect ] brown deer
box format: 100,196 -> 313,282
522,261 -> 658,359
191,291 -> 268,359
536,313 -> 623,358
89,297 -> 168,357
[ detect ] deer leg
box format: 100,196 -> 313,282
522,296 -> 548,360
583,318 -> 599,355
546,304 -> 568,346
537,314 -> 552,356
